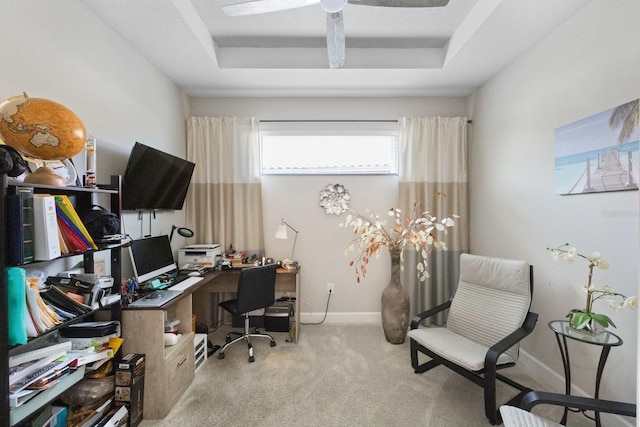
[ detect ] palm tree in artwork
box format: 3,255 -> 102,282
609,99 -> 639,143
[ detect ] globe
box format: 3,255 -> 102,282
0,94 -> 86,161
0,94 -> 86,185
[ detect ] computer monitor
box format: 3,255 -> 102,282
129,235 -> 177,283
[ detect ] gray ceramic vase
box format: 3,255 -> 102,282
381,249 -> 410,344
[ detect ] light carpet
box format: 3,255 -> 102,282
139,323 -> 594,427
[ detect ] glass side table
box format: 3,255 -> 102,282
548,320 -> 623,427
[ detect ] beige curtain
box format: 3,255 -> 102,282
398,116 -> 469,324
185,116 -> 264,253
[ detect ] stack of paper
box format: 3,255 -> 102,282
9,342 -> 73,408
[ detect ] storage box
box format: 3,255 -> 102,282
265,302 -> 293,332
115,353 -> 145,427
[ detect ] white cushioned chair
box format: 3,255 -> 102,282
408,254 -> 538,425
500,390 -> 636,426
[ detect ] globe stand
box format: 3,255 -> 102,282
24,165 -> 67,186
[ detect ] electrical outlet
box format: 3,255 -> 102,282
327,283 -> 335,295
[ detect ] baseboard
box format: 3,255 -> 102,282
300,311 -> 381,324
518,349 -> 568,394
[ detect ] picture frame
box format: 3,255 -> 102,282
554,99 -> 639,195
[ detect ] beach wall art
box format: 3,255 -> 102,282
554,99 -> 639,195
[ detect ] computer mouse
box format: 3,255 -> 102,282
146,291 -> 163,299
187,271 -> 202,277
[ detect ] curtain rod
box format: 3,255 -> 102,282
259,119 -> 398,123
260,119 -> 473,124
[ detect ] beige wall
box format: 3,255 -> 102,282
0,1 -> 190,276
3,0 -> 637,421
190,97 -> 468,321
470,0 -> 639,420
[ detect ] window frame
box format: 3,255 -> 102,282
260,121 -> 399,176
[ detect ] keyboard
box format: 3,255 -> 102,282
170,276 -> 203,292
128,289 -> 182,308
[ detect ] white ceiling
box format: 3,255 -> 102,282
82,0 -> 591,98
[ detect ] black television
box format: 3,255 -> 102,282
122,142 -> 196,210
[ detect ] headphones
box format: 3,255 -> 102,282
0,145 -> 28,177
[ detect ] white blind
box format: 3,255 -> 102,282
260,123 -> 398,175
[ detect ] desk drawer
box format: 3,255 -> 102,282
165,334 -> 195,409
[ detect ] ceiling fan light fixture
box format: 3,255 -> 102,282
321,0 -> 347,13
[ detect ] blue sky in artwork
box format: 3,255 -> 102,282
554,106 -> 633,158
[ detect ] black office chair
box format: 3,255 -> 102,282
218,264 -> 278,362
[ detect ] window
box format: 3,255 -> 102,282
260,122 -> 398,175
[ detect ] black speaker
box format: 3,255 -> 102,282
0,145 -> 27,177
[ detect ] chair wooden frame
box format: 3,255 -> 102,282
409,265 -> 538,425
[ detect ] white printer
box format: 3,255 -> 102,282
178,244 -> 222,268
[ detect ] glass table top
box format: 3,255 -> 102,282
548,320 -> 623,347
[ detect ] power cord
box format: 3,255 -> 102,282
301,291 -> 332,325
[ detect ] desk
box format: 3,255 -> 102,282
192,267 -> 301,343
548,320 -> 622,426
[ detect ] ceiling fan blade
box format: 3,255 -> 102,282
326,11 -> 345,68
223,0 -> 320,16
347,0 -> 449,7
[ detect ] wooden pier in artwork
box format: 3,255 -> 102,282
583,149 -> 637,193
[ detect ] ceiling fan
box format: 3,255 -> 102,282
222,0 -> 450,68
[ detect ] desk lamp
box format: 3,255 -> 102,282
169,225 -> 194,242
275,218 -> 299,269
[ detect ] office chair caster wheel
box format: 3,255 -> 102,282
249,355 -> 255,363
270,340 -> 276,347
225,335 -> 232,343
218,352 -> 225,359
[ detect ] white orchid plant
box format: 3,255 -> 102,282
340,203 -> 457,283
547,243 -> 637,330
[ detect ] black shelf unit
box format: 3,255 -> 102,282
1,175 -> 123,427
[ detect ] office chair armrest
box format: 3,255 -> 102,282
521,391 -> 637,418
485,311 -> 538,367
410,300 -> 452,329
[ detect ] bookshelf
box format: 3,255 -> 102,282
1,175 -> 124,427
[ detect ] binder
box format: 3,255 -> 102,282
54,195 -> 98,250
39,285 -> 92,317
57,227 -> 69,255
6,187 -> 35,265
56,205 -> 92,252
33,195 -> 61,260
